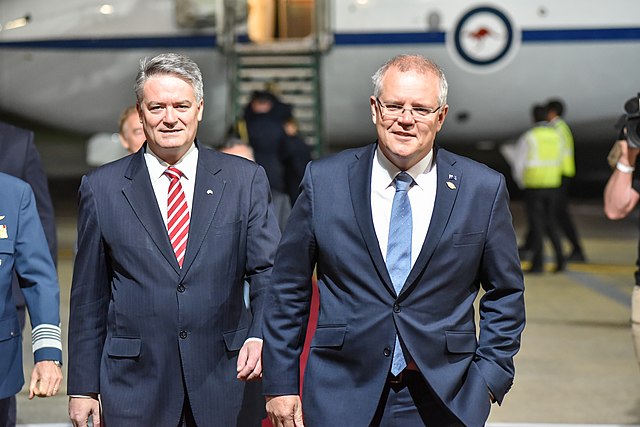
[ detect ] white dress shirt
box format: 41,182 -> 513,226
371,147 -> 437,268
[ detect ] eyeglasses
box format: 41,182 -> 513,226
376,97 -> 442,122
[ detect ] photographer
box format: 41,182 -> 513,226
604,134 -> 640,369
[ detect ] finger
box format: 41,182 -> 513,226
246,357 -> 262,381
236,346 -> 248,372
28,375 -> 40,399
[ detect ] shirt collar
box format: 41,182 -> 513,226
144,142 -> 198,183
373,145 -> 434,190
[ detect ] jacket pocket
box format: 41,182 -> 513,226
0,238 -> 15,254
310,325 -> 347,348
223,327 -> 248,352
445,331 -> 477,353
107,337 -> 141,358
452,232 -> 484,247
0,316 -> 20,342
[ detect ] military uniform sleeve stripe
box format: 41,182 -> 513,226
32,324 -> 63,352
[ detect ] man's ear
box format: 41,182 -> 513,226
370,96 -> 378,125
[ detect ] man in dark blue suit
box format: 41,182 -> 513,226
0,121 -> 58,427
263,54 -> 525,427
67,53 -> 281,426
0,172 -> 62,422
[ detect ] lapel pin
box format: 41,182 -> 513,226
0,215 -> 4,220
0,225 -> 7,239
446,181 -> 457,190
448,174 -> 457,181
206,189 -> 213,195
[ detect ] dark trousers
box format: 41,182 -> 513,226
3,306 -> 25,427
556,177 -> 582,252
179,393 -> 197,427
524,188 -> 565,270
370,371 -> 463,427
0,398 -> 10,427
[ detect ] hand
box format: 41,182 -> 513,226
237,339 -> 262,381
29,360 -> 63,398
69,395 -> 101,427
266,395 -> 304,427
618,139 -> 640,165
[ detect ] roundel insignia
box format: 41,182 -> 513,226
448,6 -> 520,72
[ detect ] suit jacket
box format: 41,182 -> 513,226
0,173 -> 61,400
68,144 -> 281,426
263,143 -> 525,427
0,121 -> 57,312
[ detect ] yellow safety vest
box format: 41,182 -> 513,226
553,118 -> 576,178
523,125 -> 563,189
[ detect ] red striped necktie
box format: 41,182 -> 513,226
164,167 -> 190,267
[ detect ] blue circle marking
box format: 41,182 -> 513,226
454,6 -> 514,66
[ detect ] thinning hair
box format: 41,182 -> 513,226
371,54 -> 448,106
135,53 -> 204,103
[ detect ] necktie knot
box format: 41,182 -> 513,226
164,167 -> 184,182
394,172 -> 412,192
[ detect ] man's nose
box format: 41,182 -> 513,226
164,107 -> 178,124
397,108 -> 415,124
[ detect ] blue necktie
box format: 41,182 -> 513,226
387,172 -> 413,375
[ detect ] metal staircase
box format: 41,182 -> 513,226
230,43 -> 323,156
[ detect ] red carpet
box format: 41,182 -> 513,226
262,279 -> 319,426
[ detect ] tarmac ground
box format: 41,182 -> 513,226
13,197 -> 640,426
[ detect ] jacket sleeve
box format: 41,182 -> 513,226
244,165 -> 281,339
476,174 -> 526,404
14,183 -> 61,363
67,176 -> 111,395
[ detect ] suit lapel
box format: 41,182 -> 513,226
179,147 -> 225,278
121,150 -> 181,274
402,147 -> 461,295
349,144 -> 396,296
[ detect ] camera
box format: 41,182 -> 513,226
615,93 -> 640,148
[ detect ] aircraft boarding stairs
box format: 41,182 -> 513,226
230,42 -> 324,157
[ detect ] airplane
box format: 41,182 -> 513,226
1,0 -> 640,183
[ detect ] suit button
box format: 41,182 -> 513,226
177,285 -> 185,293
179,330 -> 188,339
393,303 -> 401,313
383,347 -> 391,357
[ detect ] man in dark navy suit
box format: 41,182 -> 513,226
263,55 -> 525,427
67,53 -> 280,426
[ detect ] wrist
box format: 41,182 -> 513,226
616,161 -> 635,174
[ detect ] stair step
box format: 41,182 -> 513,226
239,68 -> 315,79
238,55 -> 315,67
239,80 -> 316,93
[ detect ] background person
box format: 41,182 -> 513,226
218,137 -> 291,231
506,105 -> 565,273
67,53 -> 280,427
263,54 -> 525,427
282,116 -> 311,205
118,104 -> 147,154
604,137 -> 640,369
547,98 -> 586,262
0,172 -> 62,423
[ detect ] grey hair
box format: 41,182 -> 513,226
135,53 -> 204,103
371,54 -> 448,106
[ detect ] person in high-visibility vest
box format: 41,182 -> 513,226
511,105 -> 565,273
547,99 -> 587,262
